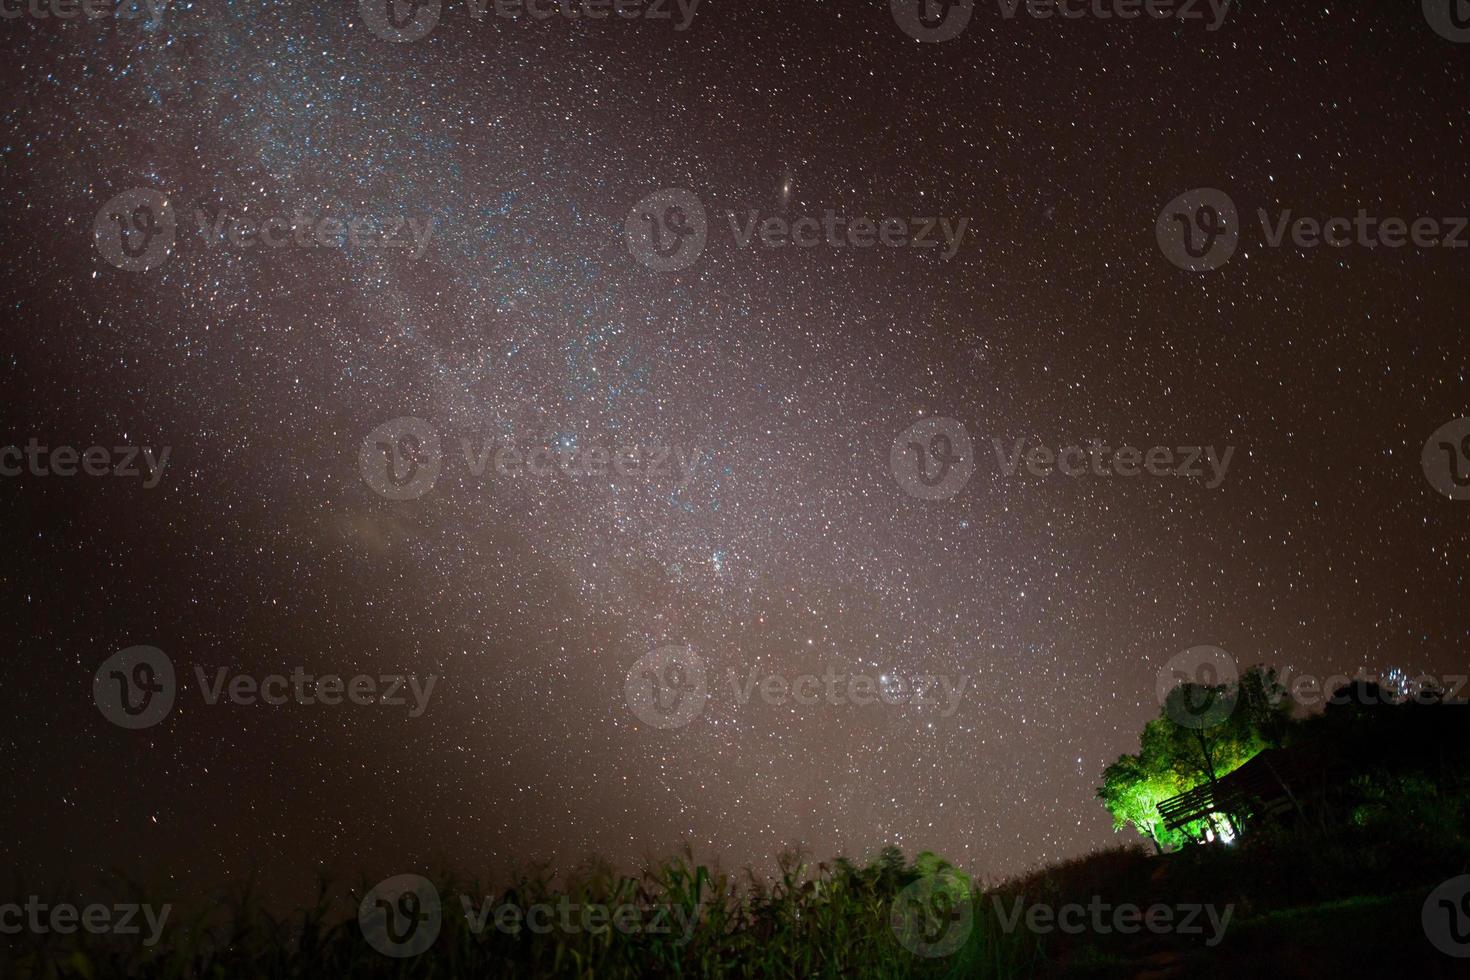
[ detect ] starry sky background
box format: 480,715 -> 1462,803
2,0 -> 1468,907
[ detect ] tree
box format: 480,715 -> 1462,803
1099,665 -> 1292,845
1097,749 -> 1184,852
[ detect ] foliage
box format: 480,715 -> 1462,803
0,849 -> 1029,980
1098,665 -> 1290,846
1096,743 -> 1185,851
1099,662 -> 1468,853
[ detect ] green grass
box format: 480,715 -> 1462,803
4,834 -> 1463,979
2,850 -> 1042,980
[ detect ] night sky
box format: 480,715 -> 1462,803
3,0 -> 1468,907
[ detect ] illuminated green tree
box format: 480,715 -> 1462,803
1097,748 -> 1184,852
1100,665 -> 1293,845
